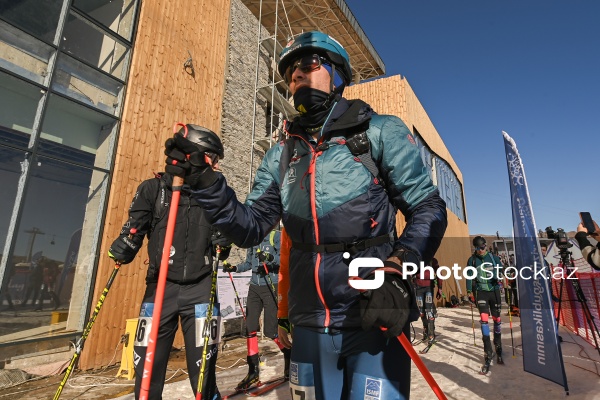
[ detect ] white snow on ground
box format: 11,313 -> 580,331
114,305 -> 600,399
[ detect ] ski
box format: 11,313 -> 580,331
412,338 -> 427,346
247,377 -> 287,397
221,387 -> 246,399
222,376 -> 286,399
419,339 -> 437,354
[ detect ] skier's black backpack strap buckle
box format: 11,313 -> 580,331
345,130 -> 383,186
292,232 -> 393,255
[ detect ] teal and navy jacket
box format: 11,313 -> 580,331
191,97 -> 448,331
236,230 -> 280,286
466,251 -> 503,292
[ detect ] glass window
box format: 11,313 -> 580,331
0,70 -> 44,144
52,53 -> 123,115
39,94 -> 117,169
0,154 -> 108,343
0,0 -> 62,44
73,0 -> 138,42
0,19 -> 54,84
62,11 -> 130,80
0,145 -> 25,256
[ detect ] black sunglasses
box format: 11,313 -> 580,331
284,54 -> 330,84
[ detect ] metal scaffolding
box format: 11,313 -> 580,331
243,0 -> 386,190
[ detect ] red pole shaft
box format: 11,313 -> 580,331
138,177 -> 183,400
397,332 -> 448,400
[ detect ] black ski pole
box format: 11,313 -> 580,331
504,277 -> 516,358
256,249 -> 278,306
470,298 -> 477,346
228,271 -> 246,320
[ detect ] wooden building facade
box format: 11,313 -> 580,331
0,0 -> 470,374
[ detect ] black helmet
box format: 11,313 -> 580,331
473,236 -> 486,248
178,124 -> 224,159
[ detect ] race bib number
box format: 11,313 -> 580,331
289,362 -> 316,400
134,317 -> 153,347
195,303 -> 221,347
134,302 -> 154,347
425,293 -> 432,304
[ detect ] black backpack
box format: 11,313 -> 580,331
450,295 -> 460,307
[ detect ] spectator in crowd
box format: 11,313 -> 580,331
575,219 -> 600,271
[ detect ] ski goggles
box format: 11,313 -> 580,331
284,54 -> 330,84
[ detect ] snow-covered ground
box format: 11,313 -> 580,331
115,305 -> 600,399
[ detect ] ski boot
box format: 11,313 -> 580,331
495,344 -> 504,364
480,351 -> 493,375
420,333 -> 437,354
236,355 -> 260,390
421,329 -> 428,343
480,338 -> 493,375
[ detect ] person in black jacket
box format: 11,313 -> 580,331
108,124 -> 228,400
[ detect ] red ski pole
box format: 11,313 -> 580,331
393,331 -> 448,400
139,123 -> 188,400
227,272 -> 246,320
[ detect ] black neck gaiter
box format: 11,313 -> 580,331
293,87 -> 334,133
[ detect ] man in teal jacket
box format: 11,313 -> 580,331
165,31 -> 447,399
466,236 -> 504,373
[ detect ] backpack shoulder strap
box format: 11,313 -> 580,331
345,128 -> 383,186
150,175 -> 168,236
279,137 -> 296,186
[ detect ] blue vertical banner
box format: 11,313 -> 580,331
503,131 -> 568,391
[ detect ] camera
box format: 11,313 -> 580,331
545,226 -> 572,250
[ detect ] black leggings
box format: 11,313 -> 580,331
133,279 -> 220,400
245,283 -> 278,338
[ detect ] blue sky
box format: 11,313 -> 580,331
345,1 -> 600,236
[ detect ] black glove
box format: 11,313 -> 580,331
216,245 -> 231,261
256,250 -> 274,263
278,318 -> 292,334
222,261 -> 236,273
257,263 -> 267,275
211,231 -> 232,260
468,291 -> 476,304
360,273 -> 412,338
164,135 -> 218,189
108,234 -> 143,264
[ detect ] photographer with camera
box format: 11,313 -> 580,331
575,219 -> 600,271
